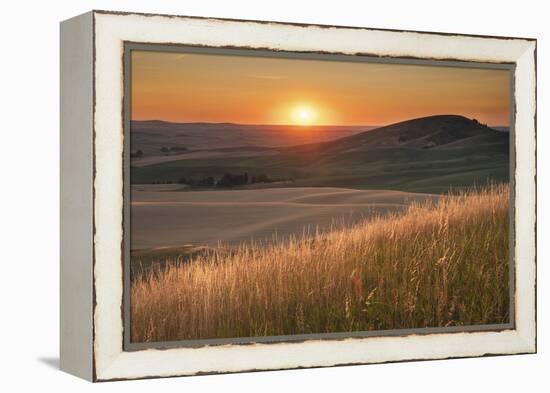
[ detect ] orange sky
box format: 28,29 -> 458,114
131,50 -> 511,126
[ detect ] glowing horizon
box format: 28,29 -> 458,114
131,51 -> 511,127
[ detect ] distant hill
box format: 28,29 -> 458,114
130,115 -> 509,194
130,120 -> 372,154
287,115 -> 505,153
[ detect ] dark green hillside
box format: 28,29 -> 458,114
286,114 -> 504,152
130,115 -> 509,193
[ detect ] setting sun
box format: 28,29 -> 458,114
131,50 -> 511,126
291,105 -> 317,126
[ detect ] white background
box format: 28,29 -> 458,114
0,0 -> 546,391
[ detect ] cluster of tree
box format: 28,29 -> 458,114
252,174 -> 272,183
130,150 -> 144,158
215,172 -> 250,187
178,176 -> 215,187
160,146 -> 188,153
175,172 -> 292,188
151,179 -> 173,184
472,119 -> 489,128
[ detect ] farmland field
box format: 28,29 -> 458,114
130,186 -> 440,249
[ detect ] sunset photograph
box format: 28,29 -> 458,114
127,49 -> 511,343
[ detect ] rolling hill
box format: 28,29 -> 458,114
130,120 -> 371,153
130,115 -> 509,193
288,114 -> 504,151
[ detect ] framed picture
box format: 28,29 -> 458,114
60,10 -> 537,381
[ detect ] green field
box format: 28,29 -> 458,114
130,142 -> 508,194
130,115 -> 509,193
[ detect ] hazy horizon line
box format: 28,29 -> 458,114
131,119 -> 377,127
130,117 -> 510,128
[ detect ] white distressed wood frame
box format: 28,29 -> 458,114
60,10 -> 537,382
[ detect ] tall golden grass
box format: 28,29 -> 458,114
131,185 -> 510,342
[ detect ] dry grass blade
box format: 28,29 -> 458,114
131,184 -> 510,342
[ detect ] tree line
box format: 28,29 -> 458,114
176,172 -> 292,188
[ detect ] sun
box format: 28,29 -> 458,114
291,105 -> 317,126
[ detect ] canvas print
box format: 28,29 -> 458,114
127,49 -> 511,344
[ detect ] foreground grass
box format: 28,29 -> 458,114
131,185 -> 509,342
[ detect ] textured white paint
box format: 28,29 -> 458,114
512,41 -> 537,349
92,11 -> 536,381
